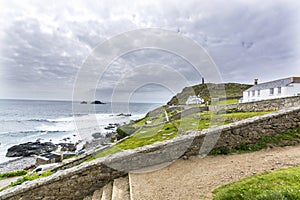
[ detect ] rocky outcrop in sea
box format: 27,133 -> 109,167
6,141 -> 76,157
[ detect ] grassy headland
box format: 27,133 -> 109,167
167,82 -> 251,105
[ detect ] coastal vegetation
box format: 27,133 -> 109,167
9,171 -> 52,187
210,127 -> 300,155
0,170 -> 27,180
0,170 -> 52,192
89,122 -> 178,160
89,109 -> 273,160
213,164 -> 300,200
211,98 -> 238,105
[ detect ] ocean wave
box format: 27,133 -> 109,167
26,119 -> 57,123
0,113 -> 145,136
46,117 -> 74,123
0,118 -> 69,123
0,130 -> 68,136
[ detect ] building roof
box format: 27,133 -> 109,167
245,77 -> 300,92
39,153 -> 61,159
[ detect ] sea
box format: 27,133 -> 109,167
0,99 -> 161,163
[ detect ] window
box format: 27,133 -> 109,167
278,87 -> 281,95
257,90 -> 260,96
270,88 -> 274,95
248,91 -> 250,97
252,90 -> 255,96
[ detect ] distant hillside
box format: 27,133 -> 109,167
167,83 -> 252,105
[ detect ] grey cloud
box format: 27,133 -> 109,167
0,0 -> 299,101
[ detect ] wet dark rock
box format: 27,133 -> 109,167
58,143 -> 76,152
91,100 -> 105,104
6,141 -> 77,157
6,142 -> 57,157
117,113 -> 131,117
92,132 -> 102,139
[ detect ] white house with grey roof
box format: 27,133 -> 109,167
186,95 -> 204,105
240,77 -> 300,103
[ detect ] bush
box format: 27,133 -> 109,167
116,126 -> 137,140
210,147 -> 230,155
0,170 -> 27,180
10,171 -> 52,187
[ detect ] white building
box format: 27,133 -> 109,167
186,95 -> 204,105
241,77 -> 300,103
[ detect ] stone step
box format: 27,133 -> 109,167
111,176 -> 130,200
101,182 -> 113,200
92,188 -> 103,200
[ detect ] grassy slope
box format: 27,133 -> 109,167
90,123 -> 178,159
167,83 -> 252,105
213,163 -> 300,200
175,111 -> 271,131
91,111 -> 273,160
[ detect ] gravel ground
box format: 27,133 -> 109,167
130,145 -> 300,200
0,157 -> 36,174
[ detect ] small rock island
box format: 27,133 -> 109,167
91,100 -> 105,104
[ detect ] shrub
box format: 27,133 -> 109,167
116,126 -> 137,140
0,170 -> 27,180
10,171 -> 52,187
210,147 -> 230,155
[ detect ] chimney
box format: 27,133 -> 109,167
254,79 -> 258,85
291,77 -> 295,83
202,78 -> 205,84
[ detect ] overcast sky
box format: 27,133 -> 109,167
1,0 -> 300,102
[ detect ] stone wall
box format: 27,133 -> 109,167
1,106 -> 300,200
0,161 -> 124,200
209,95 -> 300,112
185,106 -> 300,157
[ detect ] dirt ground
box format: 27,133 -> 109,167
130,145 -> 300,200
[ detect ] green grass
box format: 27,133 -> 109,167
217,111 -> 271,120
200,111 -> 271,120
90,123 -> 178,160
213,165 -> 300,200
133,116 -> 149,127
211,99 -> 238,105
9,171 -> 52,187
210,127 -> 300,156
176,115 -> 211,131
89,110 -> 273,161
132,113 -> 166,127
176,111 -> 271,132
0,170 -> 27,180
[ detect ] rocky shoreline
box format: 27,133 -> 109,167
0,157 -> 36,174
1,135 -> 113,174
1,113 -> 133,174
